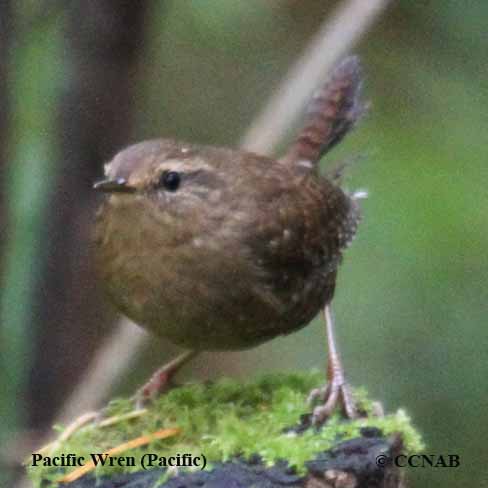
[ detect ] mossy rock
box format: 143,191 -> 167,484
27,372 -> 423,487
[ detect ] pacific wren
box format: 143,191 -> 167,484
94,57 -> 366,423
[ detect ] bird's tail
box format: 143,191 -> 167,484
281,56 -> 367,170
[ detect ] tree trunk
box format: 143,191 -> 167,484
28,0 -> 152,432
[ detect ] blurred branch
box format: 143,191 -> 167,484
56,321 -> 148,425
53,0 -> 391,431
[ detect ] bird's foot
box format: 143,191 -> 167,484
134,367 -> 175,408
308,378 -> 360,427
134,350 -> 197,409
43,352 -> 196,451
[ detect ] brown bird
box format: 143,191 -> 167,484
94,56 -> 366,424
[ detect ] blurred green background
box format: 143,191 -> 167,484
1,1 -> 487,487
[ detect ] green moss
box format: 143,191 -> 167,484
27,372 -> 423,487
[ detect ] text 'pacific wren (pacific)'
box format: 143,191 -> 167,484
94,57 -> 366,424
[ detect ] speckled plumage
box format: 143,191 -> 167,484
94,56 -> 364,352
95,139 -> 359,351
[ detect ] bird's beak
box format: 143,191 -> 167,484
93,178 -> 136,193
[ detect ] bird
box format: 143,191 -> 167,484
93,56 -> 366,424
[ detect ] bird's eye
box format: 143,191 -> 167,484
159,171 -> 181,191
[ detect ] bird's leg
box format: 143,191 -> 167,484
134,350 -> 198,408
308,305 -> 358,425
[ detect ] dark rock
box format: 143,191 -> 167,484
63,435 -> 404,488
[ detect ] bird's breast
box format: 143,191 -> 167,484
94,178 -> 354,351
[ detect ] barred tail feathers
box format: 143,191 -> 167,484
282,56 -> 366,169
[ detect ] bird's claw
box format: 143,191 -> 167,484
308,379 -> 359,426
